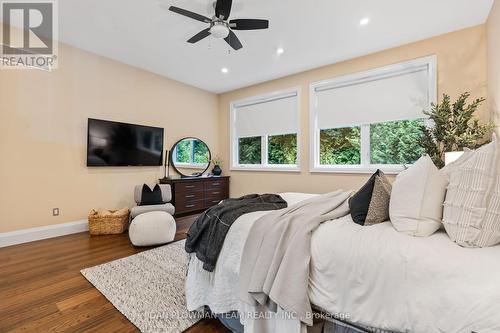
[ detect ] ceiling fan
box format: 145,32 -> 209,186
169,0 -> 269,50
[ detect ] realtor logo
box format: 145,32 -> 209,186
1,0 -> 58,70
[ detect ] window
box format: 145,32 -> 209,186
310,56 -> 436,173
230,89 -> 300,171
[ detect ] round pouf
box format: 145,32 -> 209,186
129,211 -> 176,246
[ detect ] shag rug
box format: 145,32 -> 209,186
81,239 -> 200,333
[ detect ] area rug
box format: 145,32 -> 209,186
81,239 -> 200,333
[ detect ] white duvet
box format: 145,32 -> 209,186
186,193 -> 500,333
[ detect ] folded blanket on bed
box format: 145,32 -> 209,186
185,193 -> 287,272
239,190 -> 351,327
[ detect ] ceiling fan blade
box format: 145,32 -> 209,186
169,6 -> 211,23
224,30 -> 243,50
187,28 -> 211,43
230,19 -> 269,30
215,0 -> 232,20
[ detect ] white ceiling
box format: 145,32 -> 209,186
30,0 -> 500,92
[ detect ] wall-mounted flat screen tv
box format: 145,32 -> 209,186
87,118 -> 164,167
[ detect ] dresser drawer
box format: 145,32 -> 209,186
176,199 -> 205,213
165,177 -> 229,216
177,181 -> 204,193
178,190 -> 204,202
204,179 -> 226,190
205,198 -> 223,207
205,188 -> 228,199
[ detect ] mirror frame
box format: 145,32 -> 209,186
170,137 -> 211,177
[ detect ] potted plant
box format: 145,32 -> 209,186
211,156 -> 223,176
419,92 -> 495,168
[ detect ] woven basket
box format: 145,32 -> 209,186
88,208 -> 129,235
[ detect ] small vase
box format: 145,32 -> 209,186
212,165 -> 222,176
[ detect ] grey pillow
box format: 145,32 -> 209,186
365,174 -> 392,226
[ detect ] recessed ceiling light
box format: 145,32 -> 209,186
276,47 -> 285,55
360,17 -> 370,26
221,67 -> 229,74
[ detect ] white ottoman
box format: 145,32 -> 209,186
129,211 -> 176,246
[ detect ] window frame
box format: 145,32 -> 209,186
309,56 -> 437,174
230,88 -> 301,172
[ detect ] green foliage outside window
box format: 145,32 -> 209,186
193,140 -> 209,164
175,140 -> 191,163
370,119 -> 425,165
238,136 -> 262,164
268,134 -> 297,164
320,127 -> 361,165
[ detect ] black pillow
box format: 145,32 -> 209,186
140,184 -> 164,206
348,170 -> 381,225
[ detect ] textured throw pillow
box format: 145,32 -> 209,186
349,170 -> 381,225
365,174 -> 392,226
442,138 -> 500,248
140,184 -> 164,206
389,155 -> 448,237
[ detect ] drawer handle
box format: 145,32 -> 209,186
211,182 -> 220,186
185,194 -> 195,198
212,191 -> 220,195
185,204 -> 195,208
185,185 -> 195,188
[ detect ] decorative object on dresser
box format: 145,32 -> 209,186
211,156 -> 223,176
159,149 -> 170,183
169,137 -> 211,177
161,176 -> 230,216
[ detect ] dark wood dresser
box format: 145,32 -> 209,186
162,176 -> 230,216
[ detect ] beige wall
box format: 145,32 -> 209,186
0,24 -> 491,233
219,25 -> 488,197
0,33 -> 219,232
489,0 -> 500,134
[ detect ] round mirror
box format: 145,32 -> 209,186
170,137 -> 211,177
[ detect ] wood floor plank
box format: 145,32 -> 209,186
56,289 -> 102,312
0,214 -> 229,333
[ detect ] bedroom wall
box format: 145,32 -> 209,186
218,25 -> 488,197
0,26 -> 219,233
488,0 -> 500,134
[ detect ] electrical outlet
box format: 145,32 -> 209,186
52,208 -> 59,216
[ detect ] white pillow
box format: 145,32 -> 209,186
442,137 -> 500,247
389,155 -> 448,237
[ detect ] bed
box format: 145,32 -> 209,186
185,193 -> 500,333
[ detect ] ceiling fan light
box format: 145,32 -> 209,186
210,24 -> 230,39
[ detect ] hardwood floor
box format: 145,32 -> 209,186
0,215 -> 231,333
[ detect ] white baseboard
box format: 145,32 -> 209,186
0,219 -> 89,248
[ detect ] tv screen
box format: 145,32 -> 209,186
87,118 -> 164,167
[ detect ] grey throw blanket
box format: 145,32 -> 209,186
185,194 -> 287,272
239,190 -> 352,327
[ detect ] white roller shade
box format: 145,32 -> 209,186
314,60 -> 434,129
233,92 -> 298,138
